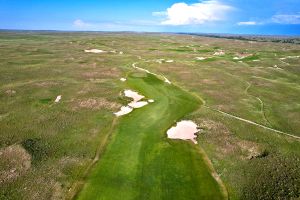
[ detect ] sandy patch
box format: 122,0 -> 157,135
286,55 -> 300,59
163,76 -> 171,84
166,60 -> 174,63
128,101 -> 148,108
0,144 -> 31,183
114,106 -> 133,116
5,89 -> 16,96
234,53 -> 253,60
114,89 -> 150,117
124,90 -> 144,102
213,50 -> 225,56
167,120 -> 200,144
119,51 -> 124,55
84,49 -> 106,53
196,57 -> 206,60
120,78 -> 126,82
148,99 -> 155,103
271,65 -> 283,70
55,95 -> 62,103
156,59 -> 165,64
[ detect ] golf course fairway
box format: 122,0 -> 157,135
77,72 -> 225,200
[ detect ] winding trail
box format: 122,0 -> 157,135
245,81 -> 273,126
204,105 -> 300,140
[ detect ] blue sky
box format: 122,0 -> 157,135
0,0 -> 300,35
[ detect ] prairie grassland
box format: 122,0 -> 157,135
0,31 -> 299,200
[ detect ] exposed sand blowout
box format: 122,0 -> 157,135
55,95 -> 62,103
167,120 -> 200,144
84,49 -> 106,53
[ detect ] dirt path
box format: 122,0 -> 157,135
245,81 -> 273,126
204,105 -> 300,141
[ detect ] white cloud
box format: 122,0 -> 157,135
271,14 -> 300,24
155,0 -> 234,25
73,19 -> 91,28
237,21 -> 257,26
152,11 -> 167,17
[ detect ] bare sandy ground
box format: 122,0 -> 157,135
114,106 -> 133,116
114,90 -> 152,116
213,50 -> 225,56
120,78 -> 126,82
196,57 -> 207,60
166,60 -> 174,63
55,95 -> 62,103
84,49 -> 106,53
167,120 -> 200,144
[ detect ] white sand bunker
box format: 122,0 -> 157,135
166,60 -> 174,63
114,106 -> 133,116
84,49 -> 106,53
163,76 -> 171,84
54,95 -> 62,103
196,57 -> 206,60
167,120 -> 200,144
120,78 -> 126,82
114,90 -> 154,116
213,50 -> 225,56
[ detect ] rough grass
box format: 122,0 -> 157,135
0,31 -> 299,200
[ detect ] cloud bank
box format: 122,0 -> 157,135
272,14 -> 300,24
73,19 -> 91,28
153,0 -> 234,25
237,21 -> 257,26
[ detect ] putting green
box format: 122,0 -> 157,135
77,72 -> 224,200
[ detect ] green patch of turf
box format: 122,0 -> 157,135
77,73 -> 224,200
39,98 -> 52,104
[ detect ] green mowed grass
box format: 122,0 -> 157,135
77,73 -> 224,200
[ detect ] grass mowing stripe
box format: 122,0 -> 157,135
77,73 -> 224,200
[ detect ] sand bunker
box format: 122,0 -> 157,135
114,90 -> 150,116
166,60 -> 174,63
148,99 -> 155,103
280,55 -> 300,59
114,106 -> 133,116
55,95 -> 62,103
156,59 -> 165,64
84,49 -> 106,53
128,101 -> 148,108
163,76 -> 171,84
120,78 -> 126,82
196,57 -> 206,60
167,120 -> 200,144
213,50 -> 225,56
124,90 -> 144,102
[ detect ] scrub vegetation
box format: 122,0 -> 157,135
0,31 -> 299,200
